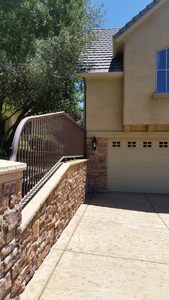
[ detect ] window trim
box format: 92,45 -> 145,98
153,92 -> 169,99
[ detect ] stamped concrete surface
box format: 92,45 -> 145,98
21,193 -> 169,300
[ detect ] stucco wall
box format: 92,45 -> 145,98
123,0 -> 169,126
86,77 -> 123,133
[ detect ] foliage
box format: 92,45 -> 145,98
0,0 -> 103,154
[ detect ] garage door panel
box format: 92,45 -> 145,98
157,155 -> 169,165
156,171 -> 169,180
108,139 -> 169,193
141,179 -> 155,190
126,179 -> 140,193
140,155 -> 154,164
112,180 -> 125,191
140,170 -> 155,181
126,154 -> 139,162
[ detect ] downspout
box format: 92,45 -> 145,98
83,77 -> 87,158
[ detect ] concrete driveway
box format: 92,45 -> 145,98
21,192 -> 169,300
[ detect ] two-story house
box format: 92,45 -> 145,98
79,0 -> 169,194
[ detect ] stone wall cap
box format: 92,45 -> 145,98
65,159 -> 88,166
0,159 -> 26,175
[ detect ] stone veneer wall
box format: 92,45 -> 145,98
0,160 -> 26,300
19,160 -> 87,296
0,160 -> 87,300
87,137 -> 108,192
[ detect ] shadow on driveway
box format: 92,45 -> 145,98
86,192 -> 169,214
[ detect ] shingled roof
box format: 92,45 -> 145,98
78,0 -> 164,74
78,29 -> 123,73
114,0 -> 162,39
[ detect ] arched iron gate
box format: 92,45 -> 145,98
10,112 -> 85,201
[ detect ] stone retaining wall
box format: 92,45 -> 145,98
0,159 -> 87,300
0,160 -> 26,300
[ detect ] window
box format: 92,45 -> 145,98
112,141 -> 121,148
143,141 -> 152,148
128,141 -> 136,148
159,141 -> 168,148
156,49 -> 169,93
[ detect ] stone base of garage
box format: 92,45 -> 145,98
86,137 -> 108,192
87,135 -> 169,194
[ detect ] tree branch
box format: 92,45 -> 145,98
3,107 -> 22,120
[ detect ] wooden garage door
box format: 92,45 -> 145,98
108,139 -> 169,193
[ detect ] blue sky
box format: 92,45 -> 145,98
91,0 -> 152,28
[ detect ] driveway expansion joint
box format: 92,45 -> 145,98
64,249 -> 169,266
145,193 -> 169,231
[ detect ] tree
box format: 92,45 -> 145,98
0,0 -> 103,155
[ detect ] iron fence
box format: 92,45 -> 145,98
10,112 -> 85,199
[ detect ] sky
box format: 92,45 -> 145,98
91,0 -> 153,29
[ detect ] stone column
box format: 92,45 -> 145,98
0,160 -> 26,300
87,137 -> 108,192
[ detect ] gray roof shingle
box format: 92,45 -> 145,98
78,29 -> 123,73
114,0 -> 162,39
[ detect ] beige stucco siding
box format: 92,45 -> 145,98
124,1 -> 169,126
86,78 -> 123,133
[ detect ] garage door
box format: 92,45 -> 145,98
108,139 -> 169,193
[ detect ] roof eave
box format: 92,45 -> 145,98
77,71 -> 124,79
